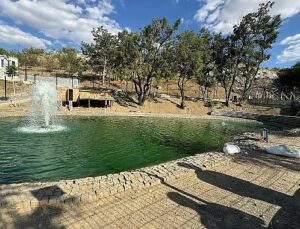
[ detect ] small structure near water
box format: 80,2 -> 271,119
59,87 -> 114,108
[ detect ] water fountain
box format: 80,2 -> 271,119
18,81 -> 66,133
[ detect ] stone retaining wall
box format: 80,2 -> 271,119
248,99 -> 300,109
0,152 -> 229,209
211,110 -> 300,127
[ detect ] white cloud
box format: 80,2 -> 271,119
194,0 -> 300,33
277,34 -> 300,63
0,22 -> 52,48
0,0 -> 122,46
280,34 -> 300,45
277,44 -> 300,63
194,0 -> 224,23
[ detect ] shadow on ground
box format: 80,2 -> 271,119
1,185 -> 69,229
167,192 -> 264,229
143,169 -> 266,228
175,162 -> 300,229
233,134 -> 300,173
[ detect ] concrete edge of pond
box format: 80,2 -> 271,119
0,110 -> 261,124
211,110 -> 300,127
0,151 -> 231,208
58,111 -> 260,123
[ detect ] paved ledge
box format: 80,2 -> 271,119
0,110 -> 259,124
211,110 -> 300,127
59,111 -> 259,123
0,152 -> 229,209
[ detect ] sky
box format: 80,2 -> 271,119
0,0 -> 300,68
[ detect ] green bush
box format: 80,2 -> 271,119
205,99 -> 218,107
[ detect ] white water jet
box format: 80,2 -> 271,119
18,81 -> 66,133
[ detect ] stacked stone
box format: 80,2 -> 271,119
0,152 -> 229,209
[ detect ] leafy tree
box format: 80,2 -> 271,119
44,51 -> 60,73
82,27 -> 117,86
113,30 -> 138,92
58,48 -> 83,80
18,48 -> 44,80
0,48 -> 9,56
214,1 -> 281,105
235,1 -> 281,100
278,62 -> 300,89
197,28 -> 216,101
214,34 -> 237,106
171,30 -> 203,109
6,65 -> 17,77
116,18 -> 180,105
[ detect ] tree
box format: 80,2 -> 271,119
278,62 -> 300,89
0,48 -> 9,56
18,48 -> 44,80
214,1 -> 281,105
6,65 -> 17,77
117,18 -> 180,105
113,30 -> 138,92
58,48 -> 83,84
171,30 -> 203,109
82,27 -> 117,86
235,1 -> 281,100
44,51 -> 59,73
5,65 -> 18,99
197,28 -> 216,101
214,34 -> 237,106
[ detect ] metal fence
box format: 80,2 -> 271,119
0,74 -> 79,88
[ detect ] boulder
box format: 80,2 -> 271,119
223,143 -> 241,155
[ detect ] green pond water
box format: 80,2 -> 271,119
0,116 -> 275,184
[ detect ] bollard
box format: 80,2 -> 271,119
262,128 -> 269,143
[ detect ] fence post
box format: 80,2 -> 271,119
4,75 -> 7,100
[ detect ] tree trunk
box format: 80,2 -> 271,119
241,77 -> 250,101
133,71 -> 153,106
240,67 -> 259,101
102,57 -> 107,86
133,77 -> 144,106
137,93 -> 145,106
24,62 -> 28,81
12,76 -> 16,96
225,82 -> 234,107
125,75 -> 128,93
222,83 -> 230,107
178,75 -> 186,109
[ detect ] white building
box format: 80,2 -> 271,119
0,55 -> 19,79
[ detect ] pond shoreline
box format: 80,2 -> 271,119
0,151 -> 230,208
0,108 -> 260,124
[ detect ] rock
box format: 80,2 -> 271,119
160,94 -> 170,99
265,145 -> 300,158
284,128 -> 300,136
223,143 -> 241,155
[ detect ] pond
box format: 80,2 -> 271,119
0,116 -> 274,184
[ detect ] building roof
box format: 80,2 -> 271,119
0,55 -> 18,61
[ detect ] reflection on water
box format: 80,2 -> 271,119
17,125 -> 67,134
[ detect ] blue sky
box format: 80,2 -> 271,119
0,0 -> 300,68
